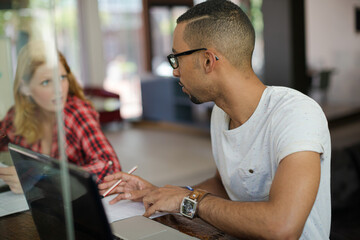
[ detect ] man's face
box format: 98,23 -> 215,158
172,23 -> 204,104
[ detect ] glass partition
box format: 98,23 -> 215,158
0,1 -> 74,239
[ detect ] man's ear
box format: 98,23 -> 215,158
203,51 -> 218,73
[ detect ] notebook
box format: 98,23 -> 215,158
9,143 -> 197,240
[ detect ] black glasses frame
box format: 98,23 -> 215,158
167,48 -> 207,69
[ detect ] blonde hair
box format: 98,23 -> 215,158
13,41 -> 87,144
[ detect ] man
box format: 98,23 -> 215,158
99,0 -> 331,239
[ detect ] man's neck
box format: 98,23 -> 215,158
214,71 -> 266,129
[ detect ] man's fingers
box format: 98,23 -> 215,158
109,188 -> 153,205
143,194 -> 154,210
143,204 -> 157,218
103,172 -> 135,184
103,171 -> 124,181
98,179 -> 127,193
98,180 -> 116,190
109,193 -> 129,205
143,189 -> 159,204
108,189 -> 145,204
123,189 -> 149,202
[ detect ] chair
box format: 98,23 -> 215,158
83,87 -> 122,125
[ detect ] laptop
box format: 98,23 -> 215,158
9,143 -> 198,240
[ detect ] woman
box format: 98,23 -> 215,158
0,41 -> 121,193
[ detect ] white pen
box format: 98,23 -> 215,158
102,165 -> 138,198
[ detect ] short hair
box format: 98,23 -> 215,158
13,41 -> 88,144
177,0 -> 255,69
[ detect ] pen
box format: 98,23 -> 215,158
102,165 -> 138,198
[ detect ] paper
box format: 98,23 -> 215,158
0,179 -> 6,188
0,191 -> 29,217
101,195 -> 167,223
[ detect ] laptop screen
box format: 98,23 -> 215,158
9,143 -> 114,240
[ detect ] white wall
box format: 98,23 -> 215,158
77,0 -> 105,87
306,0 -> 360,104
0,37 -> 14,119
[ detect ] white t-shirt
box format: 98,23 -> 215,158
210,86 -> 331,239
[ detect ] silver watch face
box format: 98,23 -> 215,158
180,197 -> 197,218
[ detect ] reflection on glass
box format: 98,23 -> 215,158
1,41 -> 121,186
0,2 -> 76,238
0,2 -> 122,237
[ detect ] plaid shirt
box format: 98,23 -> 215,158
0,95 -> 121,183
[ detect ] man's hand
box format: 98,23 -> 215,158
98,172 -> 157,205
142,185 -> 191,217
0,166 -> 23,194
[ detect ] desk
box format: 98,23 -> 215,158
0,211 -> 237,240
0,211 -> 40,240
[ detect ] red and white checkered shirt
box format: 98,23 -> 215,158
0,95 -> 121,183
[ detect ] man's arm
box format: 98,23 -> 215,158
193,170 -> 229,199
197,151 -> 321,239
139,171 -> 230,216
98,172 -> 158,204
100,151 -> 321,239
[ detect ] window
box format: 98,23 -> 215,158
149,6 -> 189,76
98,0 -> 143,119
142,0 -> 192,74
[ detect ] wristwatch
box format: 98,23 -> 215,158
180,189 -> 209,219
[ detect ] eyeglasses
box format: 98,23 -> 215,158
167,48 -> 207,69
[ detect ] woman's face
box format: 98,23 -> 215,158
27,61 -> 69,113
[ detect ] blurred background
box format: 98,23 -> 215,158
0,0 -> 360,239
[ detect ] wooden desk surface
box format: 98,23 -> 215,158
0,211 -> 236,240
153,214 -> 237,240
0,211 -> 40,240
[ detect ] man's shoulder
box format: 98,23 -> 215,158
268,86 -> 312,102
267,86 -> 323,113
265,87 -> 328,136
